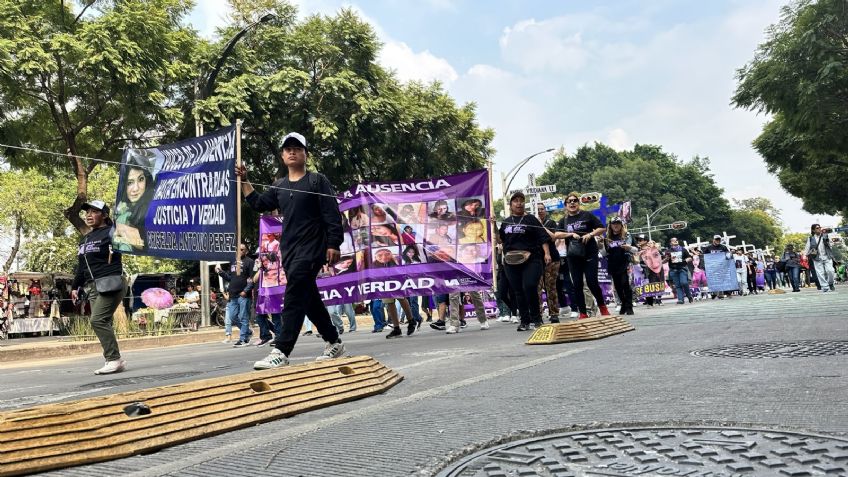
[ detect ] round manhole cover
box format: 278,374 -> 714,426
437,427 -> 848,477
692,340 -> 848,359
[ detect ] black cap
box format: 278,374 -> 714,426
509,191 -> 525,202
610,216 -> 623,224
637,234 -> 646,240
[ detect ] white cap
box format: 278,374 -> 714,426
280,132 -> 307,150
82,200 -> 110,215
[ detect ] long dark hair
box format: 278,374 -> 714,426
119,164 -> 154,228
402,244 -> 421,264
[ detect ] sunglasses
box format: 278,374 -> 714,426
566,198 -> 579,204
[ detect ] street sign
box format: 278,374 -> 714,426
833,225 -> 848,233
671,221 -> 687,230
543,198 -> 564,211
510,184 -> 557,195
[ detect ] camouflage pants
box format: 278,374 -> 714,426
537,261 -> 560,313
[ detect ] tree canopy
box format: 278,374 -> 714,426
732,0 -> 848,215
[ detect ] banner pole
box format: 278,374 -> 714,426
196,121 -> 211,329
487,161 -> 497,292
235,119 -> 243,275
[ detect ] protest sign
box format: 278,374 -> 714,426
113,126 -> 237,261
256,170 -> 493,311
704,252 -> 738,292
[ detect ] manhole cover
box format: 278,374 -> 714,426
437,427 -> 848,477
80,371 -> 204,389
692,340 -> 848,359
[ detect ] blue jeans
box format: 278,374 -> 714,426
407,296 -> 422,324
257,313 -> 282,341
370,300 -> 385,331
334,303 -> 357,331
789,266 -> 801,290
668,268 -> 691,303
226,296 -> 251,342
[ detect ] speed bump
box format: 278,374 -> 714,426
0,356 -> 402,477
767,289 -> 786,294
527,315 -> 634,345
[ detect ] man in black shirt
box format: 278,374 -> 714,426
702,234 -> 732,299
536,203 -> 560,322
215,244 -> 255,346
236,132 -> 346,369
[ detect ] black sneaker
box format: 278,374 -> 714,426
386,327 -> 403,339
549,317 -> 560,324
232,340 -> 250,348
460,319 -> 468,328
406,320 -> 416,336
429,320 -> 446,331
516,323 -> 530,332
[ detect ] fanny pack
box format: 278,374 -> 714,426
504,250 -> 531,265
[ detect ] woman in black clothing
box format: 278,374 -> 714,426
498,191 -> 551,331
552,192 -> 608,318
604,216 -> 637,315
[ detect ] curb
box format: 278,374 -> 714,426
0,328 -> 234,364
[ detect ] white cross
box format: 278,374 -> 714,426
685,236 -> 711,250
721,231 -> 737,247
740,241 -> 756,252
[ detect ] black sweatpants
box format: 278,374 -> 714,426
567,256 -> 605,315
609,266 -> 633,312
274,259 -> 339,357
504,258 -> 544,325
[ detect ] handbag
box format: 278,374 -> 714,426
807,237 -> 820,259
83,246 -> 124,294
504,250 -> 531,265
567,238 -> 586,258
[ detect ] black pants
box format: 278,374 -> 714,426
504,258 -> 543,325
747,271 -> 757,292
609,266 -> 633,312
497,268 -> 517,315
567,256 -> 605,314
274,259 -> 339,357
558,259 -> 577,312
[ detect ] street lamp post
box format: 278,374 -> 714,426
646,200 -> 683,241
500,148 -> 555,215
196,13 -> 276,330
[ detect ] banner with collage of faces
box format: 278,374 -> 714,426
256,169 -> 493,311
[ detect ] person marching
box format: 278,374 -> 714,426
237,132 -> 347,369
498,191 -> 551,331
551,192 -> 608,319
804,224 -> 837,292
535,203 -> 561,322
665,237 -> 693,304
604,216 -> 637,315
70,200 -> 128,375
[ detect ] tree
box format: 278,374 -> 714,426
732,197 -> 782,223
732,0 -> 848,214
726,209 -> 782,251
0,0 -> 199,233
0,168 -> 74,272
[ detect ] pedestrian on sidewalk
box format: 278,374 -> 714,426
499,191 -> 551,331
237,132 -> 347,369
70,200 -> 127,375
216,245 -> 254,348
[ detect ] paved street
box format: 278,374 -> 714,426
3,287 -> 846,476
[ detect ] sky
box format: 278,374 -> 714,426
187,0 -> 841,234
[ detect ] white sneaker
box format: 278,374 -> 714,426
509,316 -> 519,323
316,341 -> 346,361
221,336 -> 232,344
480,321 -> 490,330
94,359 -> 125,375
446,325 -> 458,334
497,316 -> 510,322
254,348 -> 289,370
569,311 -> 579,319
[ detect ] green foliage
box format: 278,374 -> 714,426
726,209 -> 782,250
733,0 -> 848,214
537,144 -> 732,245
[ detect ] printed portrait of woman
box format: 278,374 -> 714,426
370,224 -> 400,246
458,243 -> 488,264
371,248 -> 399,268
401,244 -> 425,265
260,256 -> 282,288
639,242 -> 665,282
396,202 -> 425,224
260,232 -> 280,254
370,203 -> 396,225
458,219 -> 487,244
352,227 -> 369,251
348,205 -> 370,229
426,221 -> 455,245
333,254 -> 357,275
427,199 -> 456,221
114,149 -> 158,252
456,197 -> 486,219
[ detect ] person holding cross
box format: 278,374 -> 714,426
236,132 -> 347,369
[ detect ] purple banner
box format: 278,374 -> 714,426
256,170 -> 493,312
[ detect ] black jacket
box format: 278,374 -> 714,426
218,256 -> 255,300
72,225 -> 123,290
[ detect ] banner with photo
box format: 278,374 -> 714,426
256,169 -> 493,312
704,252 -> 739,292
113,126 -> 238,261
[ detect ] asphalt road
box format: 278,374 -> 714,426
3,287 -> 846,476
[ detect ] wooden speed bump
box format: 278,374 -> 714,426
0,356 -> 401,477
767,289 -> 786,294
527,315 -> 634,345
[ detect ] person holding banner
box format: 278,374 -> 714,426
498,191 -> 551,331
70,200 -> 128,375
237,132 -> 346,369
665,237 -> 693,304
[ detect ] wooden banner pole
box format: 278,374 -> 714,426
235,119 -> 243,274
487,161 -> 498,292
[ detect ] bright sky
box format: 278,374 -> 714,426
188,0 -> 841,234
